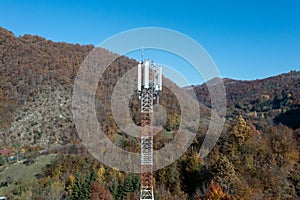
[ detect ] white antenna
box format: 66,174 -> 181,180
141,47 -> 144,62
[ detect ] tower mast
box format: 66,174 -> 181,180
138,58 -> 162,200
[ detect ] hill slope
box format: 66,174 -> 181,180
0,27 -> 299,199
191,71 -> 300,129
0,27 -> 210,147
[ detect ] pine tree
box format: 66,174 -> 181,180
0,155 -> 4,166
124,174 -> 140,193
71,172 -> 97,200
110,178 -> 124,200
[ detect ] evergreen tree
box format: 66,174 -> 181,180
110,178 -> 124,200
71,172 -> 97,200
0,155 -> 4,165
124,174 -> 140,193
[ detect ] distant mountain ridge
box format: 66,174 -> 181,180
191,70 -> 300,128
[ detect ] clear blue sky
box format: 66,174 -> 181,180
1,0 -> 300,86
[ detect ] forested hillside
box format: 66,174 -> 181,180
0,27 -> 299,199
192,72 -> 300,129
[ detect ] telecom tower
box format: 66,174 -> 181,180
138,59 -> 162,200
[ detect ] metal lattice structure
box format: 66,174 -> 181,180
138,60 -> 162,200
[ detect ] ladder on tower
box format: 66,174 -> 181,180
138,59 -> 162,200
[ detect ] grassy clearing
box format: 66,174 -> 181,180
0,154 -> 56,195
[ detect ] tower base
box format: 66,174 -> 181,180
140,187 -> 154,200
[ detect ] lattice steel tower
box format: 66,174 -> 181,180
138,59 -> 162,200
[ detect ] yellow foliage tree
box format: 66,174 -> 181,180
20,148 -> 26,154
97,165 -> 106,183
67,174 -> 75,193
231,115 -> 253,145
